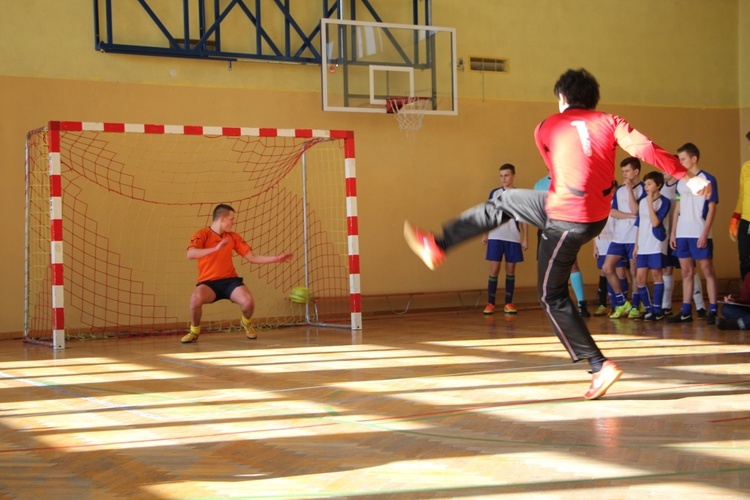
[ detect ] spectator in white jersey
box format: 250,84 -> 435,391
660,171 -> 708,316
634,171 -> 670,320
482,163 -> 528,314
593,217 -> 628,315
668,142 -> 719,324
603,157 -> 645,319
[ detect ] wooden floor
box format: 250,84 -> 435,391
1,307 -> 749,499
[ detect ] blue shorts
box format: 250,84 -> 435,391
636,253 -> 665,270
198,277 -> 245,302
486,240 -> 524,263
607,242 -> 636,261
664,246 -> 681,268
675,238 -> 713,261
597,255 -> 628,269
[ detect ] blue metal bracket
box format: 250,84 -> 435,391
93,0 -> 432,64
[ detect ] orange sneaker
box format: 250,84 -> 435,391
584,360 -> 623,400
483,303 -> 495,315
403,221 -> 445,270
504,303 -> 517,314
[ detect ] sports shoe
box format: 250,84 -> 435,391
593,305 -> 609,316
504,303 -> 517,314
716,318 -> 741,330
181,331 -> 199,343
579,301 -> 591,317
638,303 -> 647,314
609,301 -> 632,319
644,311 -> 665,321
241,318 -> 257,339
584,360 -> 623,400
662,307 -> 673,316
627,308 -> 642,319
483,303 -> 495,315
696,308 -> 707,319
707,311 -> 716,325
403,221 -> 445,270
667,313 -> 693,323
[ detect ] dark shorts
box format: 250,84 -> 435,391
486,240 -> 524,263
197,277 -> 245,302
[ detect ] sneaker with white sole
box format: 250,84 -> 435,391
584,360 -> 623,400
403,221 -> 445,271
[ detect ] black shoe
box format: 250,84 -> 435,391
707,311 -> 717,325
644,312 -> 665,321
663,307 -> 673,316
667,313 -> 693,323
716,318 -> 741,330
579,301 -> 591,318
696,308 -> 707,319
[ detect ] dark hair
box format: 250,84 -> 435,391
213,203 -> 235,220
643,171 -> 664,188
499,163 -> 516,174
553,68 -> 600,109
746,131 -> 750,141
620,157 -> 641,172
677,142 -> 700,161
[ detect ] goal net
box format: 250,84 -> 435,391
25,121 -> 361,349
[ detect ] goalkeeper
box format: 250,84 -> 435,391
729,131 -> 750,280
182,204 -> 292,344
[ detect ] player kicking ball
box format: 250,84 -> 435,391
404,68 -> 711,400
182,204 -> 292,344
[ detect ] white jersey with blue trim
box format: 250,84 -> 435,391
595,217 -> 617,255
611,182 -> 645,244
635,194 -> 671,255
675,170 -> 719,239
487,187 -> 521,242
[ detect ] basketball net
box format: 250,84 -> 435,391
389,97 -> 430,134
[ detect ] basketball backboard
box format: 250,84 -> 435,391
321,19 -> 457,115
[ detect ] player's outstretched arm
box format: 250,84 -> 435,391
243,250 -> 293,265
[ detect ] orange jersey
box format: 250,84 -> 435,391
188,227 -> 252,282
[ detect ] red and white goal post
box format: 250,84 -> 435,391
25,121 -> 362,349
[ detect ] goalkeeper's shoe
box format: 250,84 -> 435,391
242,317 -> 257,340
483,304 -> 495,315
403,221 -> 445,270
181,330 -> 200,343
504,303 -> 518,314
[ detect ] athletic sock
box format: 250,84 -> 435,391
631,291 -> 640,308
662,274 -> 674,309
190,325 -> 201,335
620,277 -> 629,297
638,286 -> 651,312
242,315 -> 252,326
607,283 -> 617,308
598,275 -> 608,306
487,276 -> 498,305
693,274 -> 705,310
588,354 -> 607,373
709,303 -> 718,314
681,303 -> 692,316
614,293 -> 626,307
570,271 -> 585,305
653,282 -> 664,313
504,275 -> 515,304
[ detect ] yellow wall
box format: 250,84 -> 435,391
0,1 -> 746,333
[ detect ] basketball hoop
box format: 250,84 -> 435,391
386,96 -> 431,133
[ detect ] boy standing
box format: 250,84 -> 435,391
668,143 -> 720,324
603,157 -> 645,319
634,172 -> 670,320
483,163 -> 528,314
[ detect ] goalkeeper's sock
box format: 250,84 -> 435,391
190,325 -> 201,335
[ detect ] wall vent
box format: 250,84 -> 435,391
470,57 -> 507,73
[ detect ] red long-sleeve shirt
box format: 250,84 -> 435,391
534,107 -> 688,223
